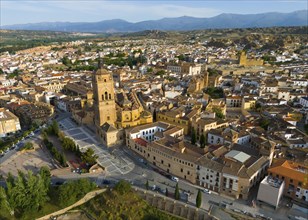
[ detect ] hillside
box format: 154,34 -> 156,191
2,10 -> 307,33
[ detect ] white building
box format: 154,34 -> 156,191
257,176 -> 285,209
299,97 -> 308,107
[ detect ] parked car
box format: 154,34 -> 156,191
203,189 -> 212,194
171,176 -> 179,182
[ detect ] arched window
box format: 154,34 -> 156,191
104,79 -> 107,82
109,94 -> 111,99
105,92 -> 108,100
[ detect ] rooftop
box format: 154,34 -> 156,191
225,150 -> 251,163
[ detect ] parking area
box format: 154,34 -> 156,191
0,139 -> 56,177
59,118 -> 135,176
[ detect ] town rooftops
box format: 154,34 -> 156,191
225,150 -> 251,163
268,160 -> 308,187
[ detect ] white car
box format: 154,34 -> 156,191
171,176 -> 179,182
203,189 -> 211,194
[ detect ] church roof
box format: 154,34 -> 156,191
101,122 -> 117,133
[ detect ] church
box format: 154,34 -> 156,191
91,65 -> 153,147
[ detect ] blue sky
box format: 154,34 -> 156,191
1,0 -> 307,26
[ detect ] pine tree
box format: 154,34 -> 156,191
174,183 -> 180,200
145,180 -> 149,190
191,128 -> 196,145
165,188 -> 168,197
200,134 -> 206,148
196,189 -> 202,208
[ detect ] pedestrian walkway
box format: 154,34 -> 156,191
59,118 -> 135,176
37,189 -> 105,220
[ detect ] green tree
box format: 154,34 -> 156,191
191,128 -> 196,145
23,142 -> 33,150
58,179 -> 96,207
174,183 -> 180,200
165,188 -> 169,197
61,56 -> 71,66
212,107 -> 225,119
200,134 -> 206,148
114,180 -> 131,195
39,166 -> 51,190
80,148 -> 98,165
155,70 -> 165,76
196,189 -> 202,208
145,180 -> 149,190
51,120 -> 59,136
0,186 -> 13,216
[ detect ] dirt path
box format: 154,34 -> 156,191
36,188 -> 106,220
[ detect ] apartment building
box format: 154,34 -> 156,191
0,108 -> 21,137
267,160 -> 308,203
192,117 -> 229,140
157,107 -> 200,135
126,122 -> 270,199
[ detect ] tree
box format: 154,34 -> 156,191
23,142 -> 34,150
165,188 -> 169,197
61,56 -> 71,66
191,128 -> 196,145
114,180 -> 131,195
39,166 -> 51,190
145,180 -> 149,190
58,179 -> 96,207
200,134 -> 206,148
152,109 -> 157,121
196,189 -> 202,208
174,183 -> 180,200
80,148 -> 98,165
212,107 -> 225,119
51,120 -> 59,136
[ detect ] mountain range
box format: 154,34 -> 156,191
1,10 -> 307,33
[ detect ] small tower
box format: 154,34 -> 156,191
239,51 -> 247,66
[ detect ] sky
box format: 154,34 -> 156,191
1,0 -> 307,26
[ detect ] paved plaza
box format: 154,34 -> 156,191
0,140 -> 56,177
59,118 -> 135,176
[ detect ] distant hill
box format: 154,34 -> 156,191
2,10 -> 307,33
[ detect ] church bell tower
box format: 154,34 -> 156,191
92,65 -> 117,128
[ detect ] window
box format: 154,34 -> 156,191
298,182 -> 302,187
105,92 -> 108,100
181,168 -> 183,173
107,116 -> 110,120
290,179 -> 293,183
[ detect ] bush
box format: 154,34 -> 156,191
58,179 -> 96,207
23,142 -> 34,150
114,180 -> 131,195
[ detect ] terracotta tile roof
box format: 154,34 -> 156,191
134,138 -> 147,147
268,160 -> 308,187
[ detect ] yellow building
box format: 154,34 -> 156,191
241,97 -> 256,110
206,99 -> 227,116
239,51 -> 264,66
157,106 -> 200,135
192,117 -> 229,140
115,91 -> 152,128
0,108 -> 21,137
